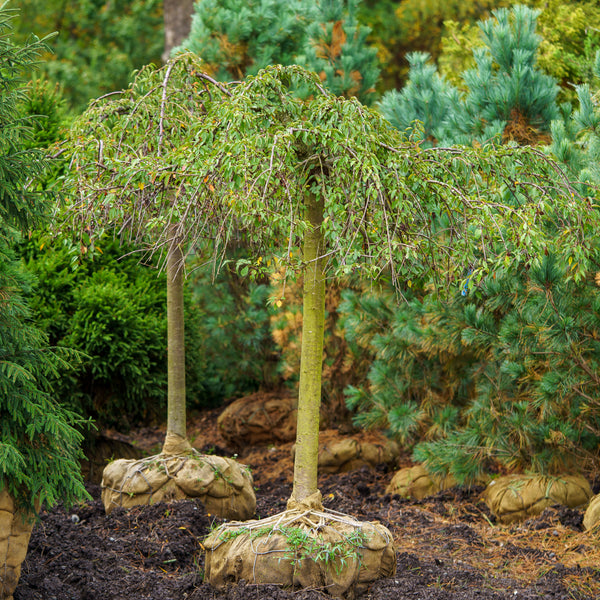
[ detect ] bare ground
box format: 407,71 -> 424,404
14,408 -> 600,600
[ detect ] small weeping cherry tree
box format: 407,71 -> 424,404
65,57 -> 599,596
62,54 -> 256,520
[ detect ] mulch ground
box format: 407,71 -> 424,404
14,407 -> 600,600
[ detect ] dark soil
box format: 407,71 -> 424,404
14,409 -> 600,600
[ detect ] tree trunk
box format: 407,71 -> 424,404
291,192 -> 326,505
163,227 -> 189,454
162,0 -> 194,63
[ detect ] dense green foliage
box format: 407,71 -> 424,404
438,1 -> 600,103
18,236 -> 168,429
188,262 -> 277,401
16,234 -> 244,429
14,0 -> 600,488
351,5 -> 600,479
520,0 -> 600,102
62,56 -> 600,498
342,255 -> 600,480
0,5 -> 88,512
548,50 -> 600,186
12,0 -> 163,112
357,0 -> 506,92
177,0 -> 380,104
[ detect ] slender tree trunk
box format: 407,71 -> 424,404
163,227 -> 190,454
162,0 -> 194,63
291,192 -> 326,505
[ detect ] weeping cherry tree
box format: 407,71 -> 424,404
64,54 -> 256,520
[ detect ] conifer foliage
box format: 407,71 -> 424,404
548,50 -> 600,186
379,6 -> 559,146
177,0 -> 380,104
0,5 -> 88,512
343,254 -> 600,481
350,6 -> 600,481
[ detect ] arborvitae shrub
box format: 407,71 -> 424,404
1,4 -> 88,512
1,234 -> 89,511
18,234 -> 209,430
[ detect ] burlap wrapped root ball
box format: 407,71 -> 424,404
204,492 -> 396,599
483,474 -> 592,524
101,443 -> 256,520
583,493 -> 600,531
315,432 -> 399,475
218,392 -> 298,446
0,490 -> 37,600
385,464 -> 458,500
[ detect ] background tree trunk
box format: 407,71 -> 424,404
162,0 -> 194,63
291,192 -> 326,504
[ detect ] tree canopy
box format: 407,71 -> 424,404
63,55 -> 600,501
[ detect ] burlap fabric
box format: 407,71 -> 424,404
583,493 -> 600,531
204,492 -> 396,599
483,474 -> 592,524
385,465 -> 457,500
316,434 -> 399,475
0,490 -> 36,600
218,392 -> 297,446
101,436 -> 256,519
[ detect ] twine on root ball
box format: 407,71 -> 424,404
101,433 -> 256,520
204,491 -> 396,599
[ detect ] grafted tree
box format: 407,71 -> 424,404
65,56 -> 600,594
64,54 -> 256,520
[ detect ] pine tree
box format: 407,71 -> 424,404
376,52 -> 461,145
357,0 -> 504,92
343,253 -> 600,481
353,5 -> 600,483
523,0 -> 600,104
548,50 -> 600,185
301,0 -> 379,104
177,0 -> 380,104
0,4 -> 88,513
379,5 -> 559,146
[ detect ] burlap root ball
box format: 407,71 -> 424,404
583,493 -> 600,531
101,446 -> 256,520
385,464 -> 458,500
316,433 -> 399,475
0,490 -> 36,600
483,474 -> 592,524
218,392 -> 298,446
204,491 -> 396,599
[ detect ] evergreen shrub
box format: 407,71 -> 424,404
187,260 -> 278,402
342,255 -> 600,481
0,3 -> 88,512
379,5 -> 559,146
11,0 -> 163,111
177,0 -> 380,105
18,234 -> 209,430
1,236 -> 89,512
